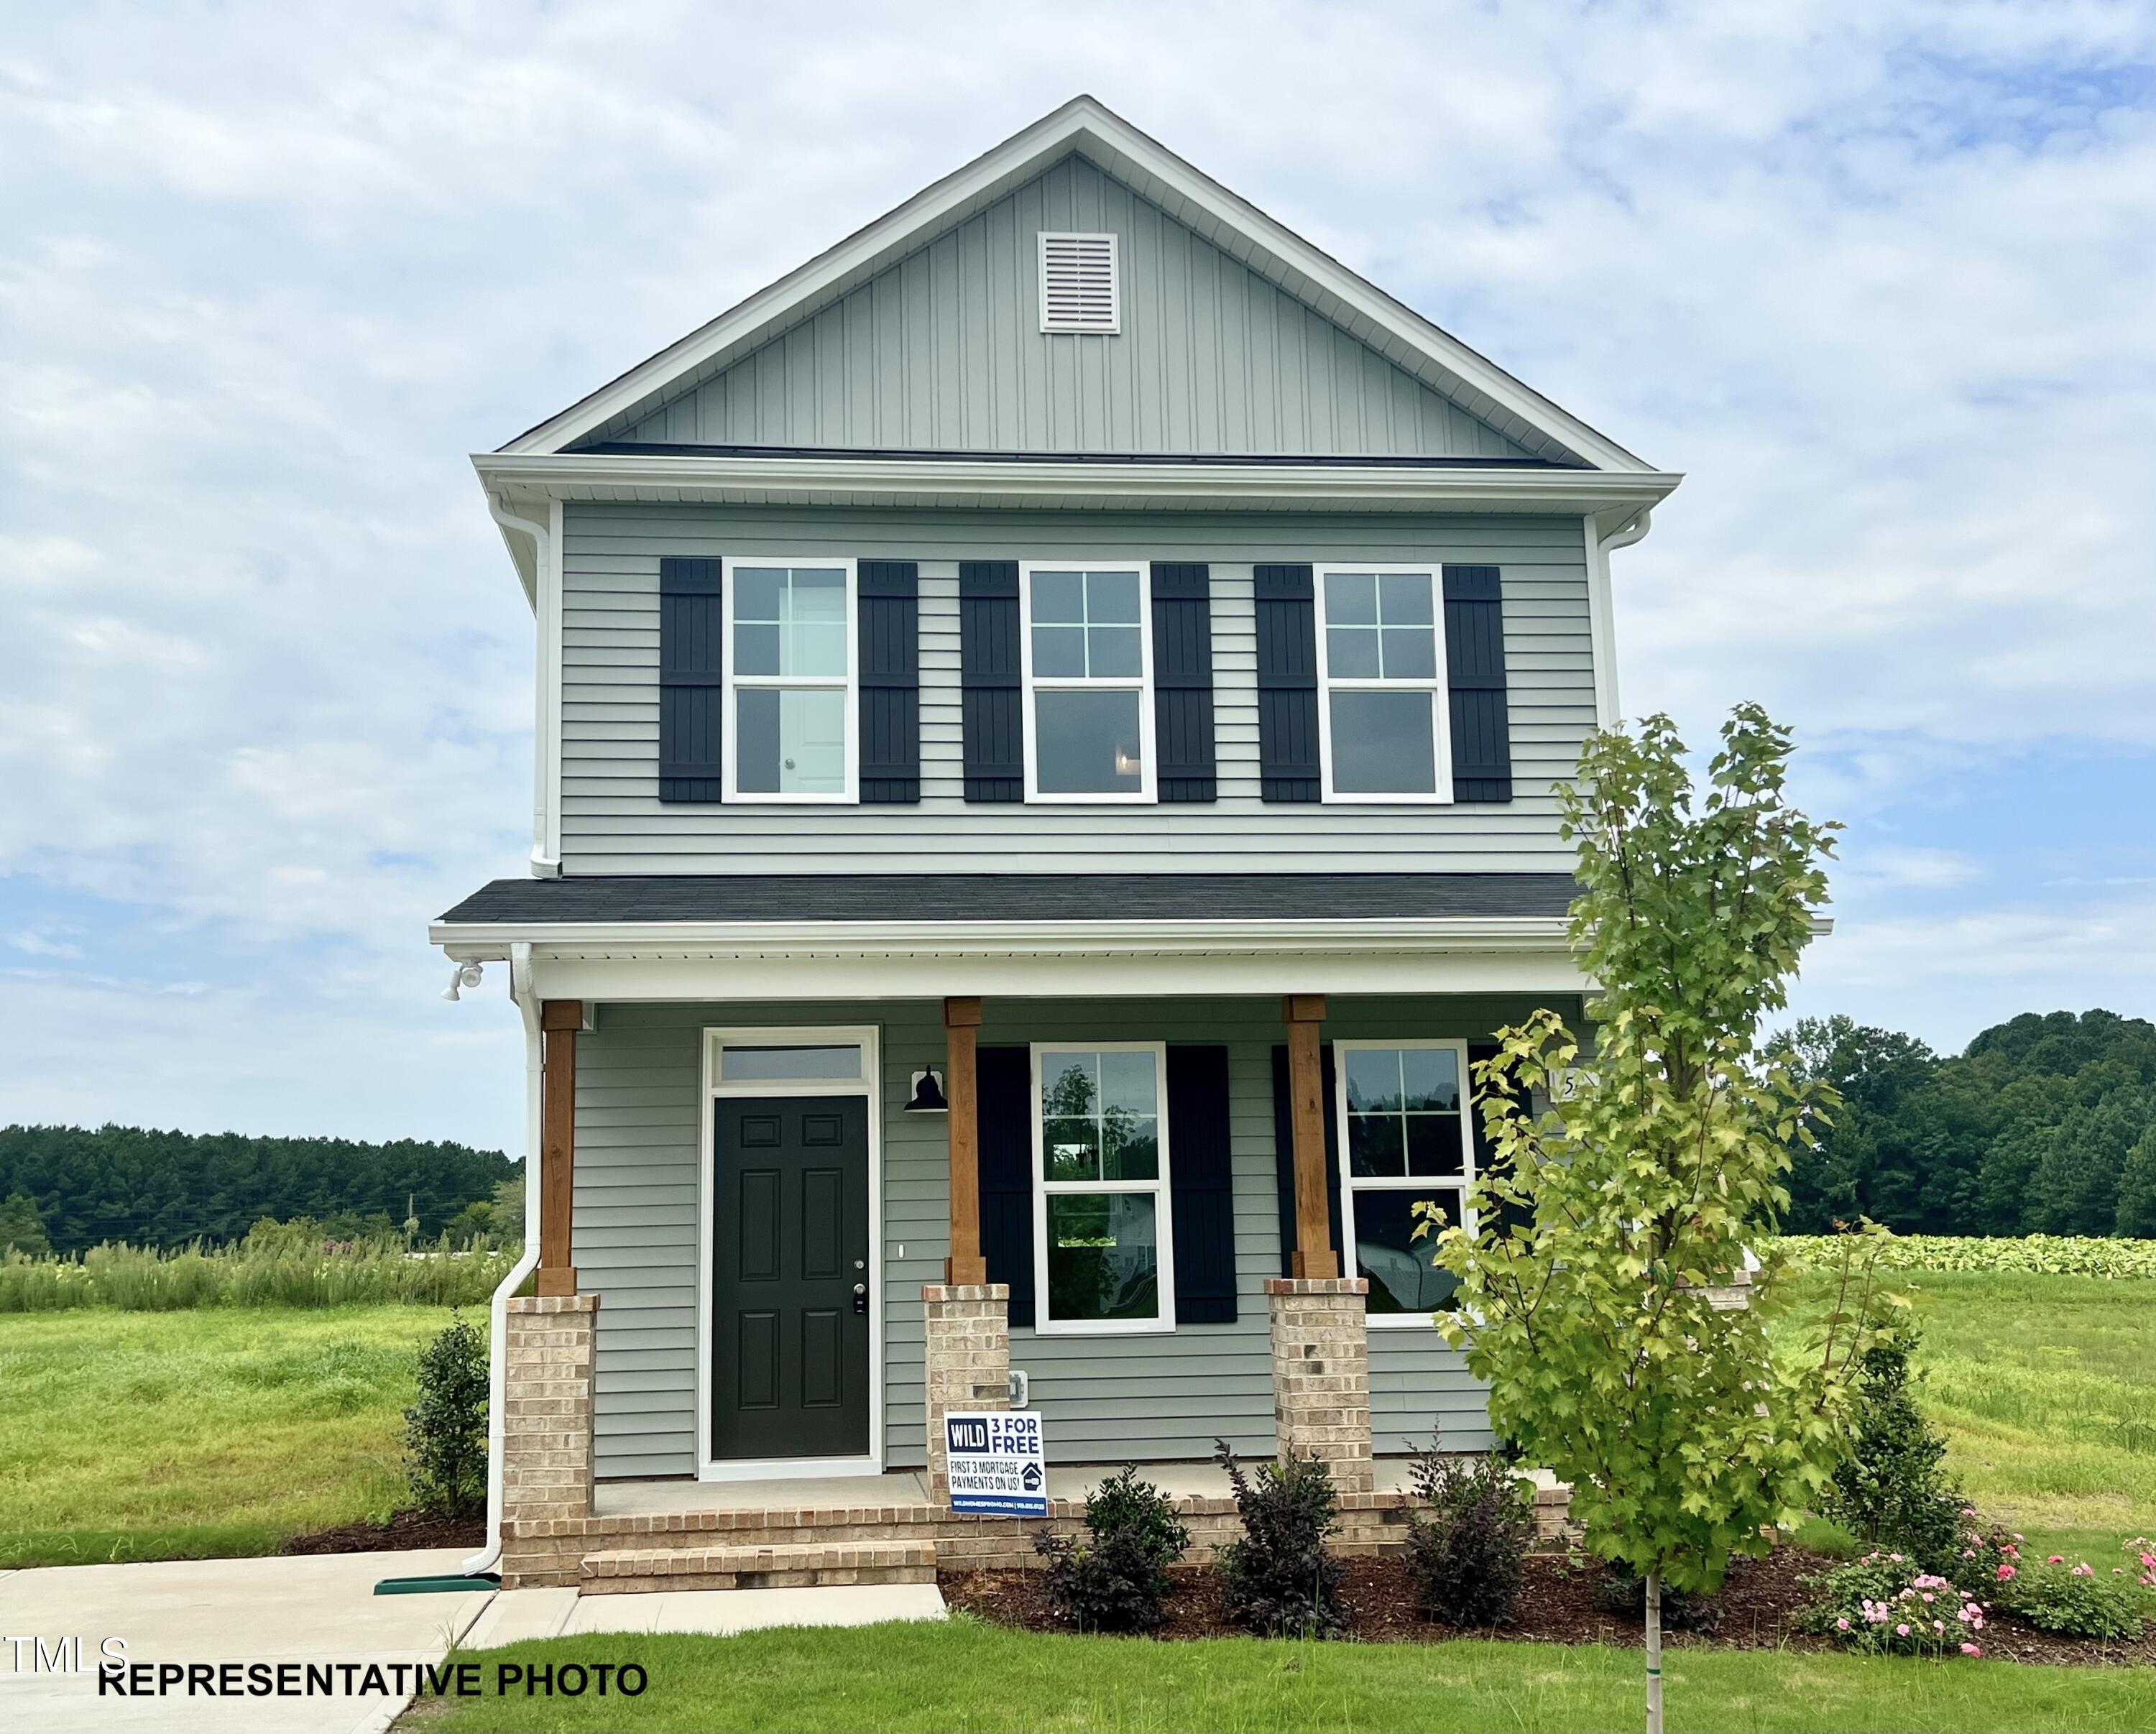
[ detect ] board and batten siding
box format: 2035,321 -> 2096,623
560,503 -> 1595,875
612,153 -> 1537,461
572,993 -> 1575,1480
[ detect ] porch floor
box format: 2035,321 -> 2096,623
591,1457 -> 1530,1520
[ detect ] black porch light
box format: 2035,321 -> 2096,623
905,1069 -> 949,1112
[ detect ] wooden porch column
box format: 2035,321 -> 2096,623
1284,993 -> 1338,1280
537,1000 -> 583,1297
944,995 -> 987,1285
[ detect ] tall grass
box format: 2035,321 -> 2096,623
1775,1233 -> 2156,1279
0,1227 -> 518,1311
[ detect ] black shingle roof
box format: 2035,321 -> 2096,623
437,872 -> 1577,926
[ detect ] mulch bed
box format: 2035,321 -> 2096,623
280,1511 -> 487,1556
943,1550 -> 2156,1666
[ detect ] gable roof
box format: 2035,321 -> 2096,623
502,96 -> 1649,473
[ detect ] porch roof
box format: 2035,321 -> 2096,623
437,870 -> 1578,927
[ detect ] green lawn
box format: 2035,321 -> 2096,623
406,1622 -> 2156,1733
0,1304 -> 463,1567
1784,1268 -> 2156,1561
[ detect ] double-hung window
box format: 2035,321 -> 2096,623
1314,566 -> 1450,801
1335,1040 -> 1475,1322
724,558 -> 856,801
1031,1042 -> 1175,1333
1019,563 -> 1153,801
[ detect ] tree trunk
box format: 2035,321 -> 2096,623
1645,1570 -> 1664,1734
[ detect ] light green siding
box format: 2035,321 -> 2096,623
560,503 -> 1594,875
573,992 -> 1577,1479
613,154 -> 1537,461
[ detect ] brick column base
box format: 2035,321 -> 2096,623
1264,1276 -> 1373,1493
922,1283 -> 1010,1503
502,1293 -> 598,1528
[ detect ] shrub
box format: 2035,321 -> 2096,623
1212,1441 -> 1347,1638
1593,1562 -> 1722,1635
1402,1444 -> 1537,1628
1033,1467 -> 1190,1634
1991,1551 -> 2149,1640
403,1313 -> 489,1518
1819,1325 -> 1968,1571
1800,1550 -> 1989,1657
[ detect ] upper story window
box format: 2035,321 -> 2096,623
1020,563 -> 1154,801
1038,232 -> 1120,334
1335,1040 -> 1474,1324
724,558 -> 856,801
1031,1042 -> 1174,1334
1314,567 -> 1452,803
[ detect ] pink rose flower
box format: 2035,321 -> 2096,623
1961,1642 -> 1981,1657
1995,1564 -> 2017,1581
2072,1563 -> 2093,1577
1896,1623 -> 1911,1637
1836,1617 -> 1850,1631
2047,1554 -> 2063,1564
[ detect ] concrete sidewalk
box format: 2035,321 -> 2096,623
0,1549 -> 947,1733
0,1549 -> 490,1734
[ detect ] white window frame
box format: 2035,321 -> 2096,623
720,555 -> 859,803
1018,559 -> 1157,804
694,1023 -> 883,1479
1029,1039 -> 1176,1337
1313,563 -> 1453,805
1333,1037 -> 1476,1329
1037,231 -> 1121,334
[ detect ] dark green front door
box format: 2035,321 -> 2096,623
711,1096 -> 871,1461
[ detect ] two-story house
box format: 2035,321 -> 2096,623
431,96 -> 1676,1592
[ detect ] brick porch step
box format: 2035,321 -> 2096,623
579,1539 -> 938,1595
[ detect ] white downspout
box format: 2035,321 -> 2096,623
459,941 -> 542,1577
1584,507 -> 1653,730
488,495 -> 562,879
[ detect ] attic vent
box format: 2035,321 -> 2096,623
1038,231 -> 1120,334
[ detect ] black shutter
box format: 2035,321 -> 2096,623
858,561 -> 920,803
1444,565 -> 1513,802
1167,1045 -> 1235,1322
658,557 -> 723,802
1269,1043 -> 1342,1277
1255,564 -> 1320,801
1151,563 -> 1216,802
959,561 -> 1023,802
977,1044 -> 1035,1327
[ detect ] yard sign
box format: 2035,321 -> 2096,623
944,1410 -> 1047,1517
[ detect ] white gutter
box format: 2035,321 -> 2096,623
473,451 -> 1681,519
460,941 -> 541,1579
487,495 -> 563,879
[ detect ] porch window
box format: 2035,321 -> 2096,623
1019,564 -> 1153,801
724,558 -> 856,801
1335,1040 -> 1473,1322
1315,568 -> 1450,801
1031,1042 -> 1175,1332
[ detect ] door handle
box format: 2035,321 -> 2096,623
852,1282 -> 868,1316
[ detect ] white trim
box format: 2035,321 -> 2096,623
721,556 -> 860,804
1038,231 -> 1121,334
472,451 -> 1682,519
1314,565 -> 1454,805
695,1023 -> 884,1480
1584,507 -> 1651,732
1018,560 -> 1156,803
487,495 -> 563,875
1332,1037 -> 1477,1329
1028,1041 -> 1176,1337
498,97 -> 1650,473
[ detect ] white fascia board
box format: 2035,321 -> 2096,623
470,451 -> 1681,518
499,95 -> 1652,474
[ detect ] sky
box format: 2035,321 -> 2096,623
2,2 -> 2152,1156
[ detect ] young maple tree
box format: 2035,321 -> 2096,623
1427,704 -> 1889,1734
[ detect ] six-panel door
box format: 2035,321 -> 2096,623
709,1095 -> 872,1460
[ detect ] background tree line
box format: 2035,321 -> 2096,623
1770,1008 -> 2156,1237
0,1124 -> 518,1256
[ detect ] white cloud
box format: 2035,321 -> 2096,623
1,1 -> 2152,1146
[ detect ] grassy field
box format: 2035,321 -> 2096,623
1782,1267 -> 2156,1561
405,1623 -> 2156,1733
0,1304 -> 463,1567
